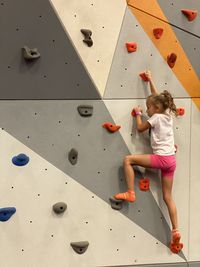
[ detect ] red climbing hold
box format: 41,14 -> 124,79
126,42 -> 137,53
102,122 -> 121,133
153,28 -> 164,39
181,9 -> 198,21
170,242 -> 183,254
139,178 -> 150,191
167,53 -> 177,68
131,108 -> 137,117
131,108 -> 142,117
176,108 -> 185,116
139,72 -> 149,81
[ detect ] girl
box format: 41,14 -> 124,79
115,71 -> 182,251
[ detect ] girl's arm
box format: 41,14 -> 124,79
134,107 -> 151,132
145,71 -> 158,95
136,115 -> 151,132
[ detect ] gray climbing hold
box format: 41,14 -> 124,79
68,148 -> 78,165
109,197 -> 124,210
77,105 -> 93,117
80,29 -> 93,47
22,46 -> 41,60
70,241 -> 89,254
53,202 -> 67,214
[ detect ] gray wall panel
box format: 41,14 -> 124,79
158,0 -> 200,37
0,0 -> 100,99
101,262 -> 187,267
189,262 -> 200,267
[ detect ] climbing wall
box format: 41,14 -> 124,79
189,98 -> 200,262
0,0 -> 200,266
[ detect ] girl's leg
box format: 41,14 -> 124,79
161,176 -> 178,229
161,176 -> 181,243
124,154 -> 152,190
115,154 -> 152,202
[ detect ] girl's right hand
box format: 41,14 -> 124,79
134,106 -> 142,113
145,70 -> 152,80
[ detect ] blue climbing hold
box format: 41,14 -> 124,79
0,207 -> 16,222
12,153 -> 29,166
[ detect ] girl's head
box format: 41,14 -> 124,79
146,90 -> 177,117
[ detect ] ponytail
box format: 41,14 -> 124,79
152,90 -> 177,116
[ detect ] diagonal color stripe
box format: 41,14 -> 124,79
127,0 -> 200,109
128,0 -> 200,38
128,3 -> 200,39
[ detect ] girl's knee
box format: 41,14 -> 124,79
123,155 -> 133,165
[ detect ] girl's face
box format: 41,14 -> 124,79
146,99 -> 158,117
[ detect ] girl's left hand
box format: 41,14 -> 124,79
134,106 -> 142,113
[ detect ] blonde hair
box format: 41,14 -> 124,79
147,90 -> 177,116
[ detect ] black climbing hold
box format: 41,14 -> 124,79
70,241 -> 89,254
22,46 -> 41,60
109,197 -> 123,210
0,207 -> 16,222
77,105 -> 93,117
53,202 -> 67,214
68,148 -> 78,165
80,29 -> 93,47
12,153 -> 29,166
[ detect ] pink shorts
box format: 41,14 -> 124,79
150,154 -> 176,178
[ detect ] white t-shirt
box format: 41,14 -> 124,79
147,112 -> 175,155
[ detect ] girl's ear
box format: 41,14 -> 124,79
155,103 -> 162,112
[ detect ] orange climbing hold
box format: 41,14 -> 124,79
181,9 -> 198,21
139,178 -> 150,191
139,72 -> 149,81
153,28 -> 164,39
102,122 -> 121,133
167,53 -> 177,68
131,108 -> 136,117
126,42 -> 137,53
176,108 -> 185,116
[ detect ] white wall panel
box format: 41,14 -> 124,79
49,0 -> 126,97
189,99 -> 200,261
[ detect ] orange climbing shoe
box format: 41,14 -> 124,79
170,242 -> 183,254
172,229 -> 181,244
114,190 -> 136,202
